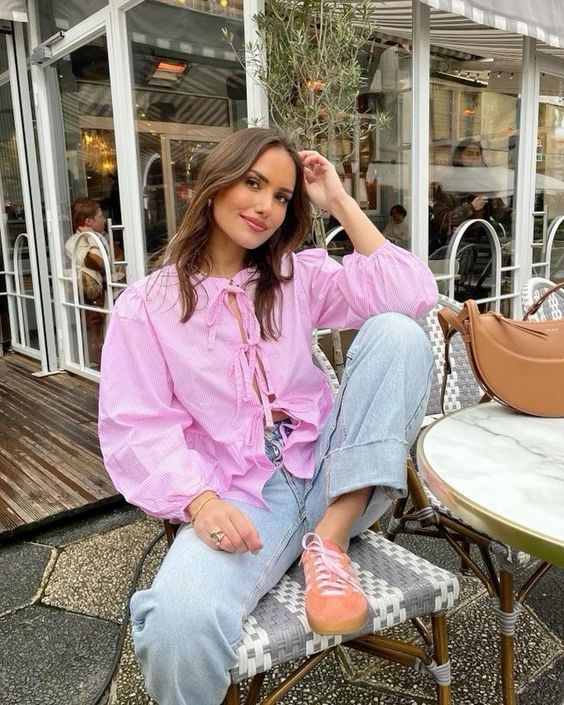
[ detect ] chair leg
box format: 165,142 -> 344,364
516,561 -> 551,604
431,612 -> 452,705
385,496 -> 408,540
223,684 -> 240,705
244,674 -> 266,705
458,538 -> 473,574
499,571 -> 517,705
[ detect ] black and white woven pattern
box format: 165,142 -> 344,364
312,343 -> 340,398
418,295 -> 483,415
412,296 -> 531,568
521,277 -> 564,321
231,531 -> 459,682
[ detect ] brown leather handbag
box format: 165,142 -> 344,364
437,282 -> 564,417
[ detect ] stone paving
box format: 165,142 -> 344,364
1,503 -> 562,705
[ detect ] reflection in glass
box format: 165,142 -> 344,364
51,36 -> 121,371
0,71 -> 40,351
23,297 -> 39,349
37,0 -> 108,42
127,0 -> 246,270
427,29 -> 521,307
534,73 -> 564,282
327,35 -> 413,259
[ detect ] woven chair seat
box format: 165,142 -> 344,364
230,530 -> 458,682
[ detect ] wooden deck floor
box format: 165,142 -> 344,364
0,352 -> 119,538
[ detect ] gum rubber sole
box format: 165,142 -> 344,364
305,610 -> 370,636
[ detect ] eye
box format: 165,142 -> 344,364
276,193 -> 290,205
245,176 -> 260,189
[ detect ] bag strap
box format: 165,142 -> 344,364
523,281 -> 564,320
437,303 -> 491,414
437,307 -> 468,415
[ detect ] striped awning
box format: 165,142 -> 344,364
0,0 -> 27,22
366,1 -> 564,61
421,0 -> 564,49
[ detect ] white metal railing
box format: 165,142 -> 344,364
61,230 -> 127,374
532,215 -> 564,281
431,218 -> 515,312
10,232 -> 42,357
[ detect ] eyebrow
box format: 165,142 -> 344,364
248,169 -> 294,197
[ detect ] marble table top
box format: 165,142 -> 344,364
417,402 -> 564,567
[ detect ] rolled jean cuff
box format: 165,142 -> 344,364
324,438 -> 408,500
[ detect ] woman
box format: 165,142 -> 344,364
430,139 -> 511,253
98,128 -> 437,705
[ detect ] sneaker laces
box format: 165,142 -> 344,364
301,532 -> 364,597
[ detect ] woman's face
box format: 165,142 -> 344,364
209,146 -> 297,256
460,144 -> 482,167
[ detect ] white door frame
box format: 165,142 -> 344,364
0,23 -> 58,372
531,52 -> 564,281
27,1 -> 146,379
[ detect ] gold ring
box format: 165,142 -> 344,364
210,530 -> 225,544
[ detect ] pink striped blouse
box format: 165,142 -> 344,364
98,243 -> 438,523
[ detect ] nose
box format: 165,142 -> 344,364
253,190 -> 273,216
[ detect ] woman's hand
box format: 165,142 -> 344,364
299,150 -> 348,212
471,194 -> 488,211
299,149 -> 386,255
193,497 -> 263,554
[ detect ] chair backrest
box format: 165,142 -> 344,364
315,298 -> 482,416
456,243 -> 478,278
429,243 -> 477,297
428,245 -> 449,260
312,343 -> 340,398
521,277 -> 564,321
427,257 -> 460,296
418,294 -> 482,415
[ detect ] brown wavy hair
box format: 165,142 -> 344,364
164,128 -> 312,338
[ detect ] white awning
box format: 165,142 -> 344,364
368,1 -> 564,62
0,0 -> 27,22
421,0 -> 564,49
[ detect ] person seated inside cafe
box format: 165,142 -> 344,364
65,197 -> 124,367
382,204 -> 408,245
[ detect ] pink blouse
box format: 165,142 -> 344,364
98,243 -> 438,523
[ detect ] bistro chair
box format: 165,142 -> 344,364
428,243 -> 477,298
385,294 -> 543,705
163,343 -> 459,705
521,276 -> 564,320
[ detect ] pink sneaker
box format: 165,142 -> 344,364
300,533 -> 369,635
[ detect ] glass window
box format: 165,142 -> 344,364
126,0 -> 247,270
37,0 -> 108,42
428,19 -> 522,311
54,38 -> 117,210
0,32 -> 8,73
48,36 -> 123,371
533,71 -> 564,281
327,31 -> 413,260
0,52 -> 38,350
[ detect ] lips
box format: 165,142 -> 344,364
241,215 -> 268,232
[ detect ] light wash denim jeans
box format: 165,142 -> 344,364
130,313 -> 433,705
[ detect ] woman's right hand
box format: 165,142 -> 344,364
471,194 -> 488,211
193,497 -> 263,554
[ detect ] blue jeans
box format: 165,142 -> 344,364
130,313 -> 433,705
